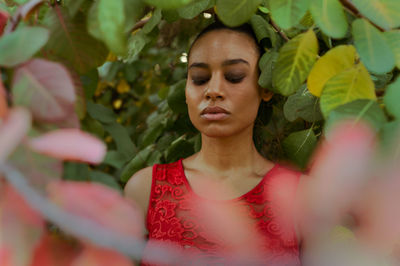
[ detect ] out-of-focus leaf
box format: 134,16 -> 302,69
167,79 -> 187,114
43,6 -> 108,74
272,29 -> 318,96
103,150 -> 130,168
165,135 -> 194,163
64,0 -> 87,17
143,8 -> 162,34
308,45 -> 357,97
283,86 -> 322,122
139,123 -> 165,148
352,19 -> 395,74
0,107 -> 31,163
384,77 -> 400,119
87,101 -> 116,124
89,170 -> 121,192
103,122 -> 136,159
123,0 -> 145,33
282,128 -> 317,169
250,14 -> 270,42
47,180 -> 144,238
28,129 -> 106,164
178,0 -> 211,19
309,0 -> 348,39
350,0 -> 400,30
123,30 -> 151,64
325,99 -> 387,132
12,59 -> 76,123
320,63 -> 376,117
0,26 -> 49,67
144,0 -> 193,9
258,50 -> 279,89
0,10 -> 8,36
270,0 -> 310,30
63,162 -> 90,182
81,69 -> 99,100
216,0 -> 262,27
71,243 -> 133,266
98,0 -> 127,55
120,145 -> 153,182
383,30 -> 400,69
82,115 -> 105,139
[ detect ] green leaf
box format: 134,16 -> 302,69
384,77 -> 400,118
165,136 -> 194,163
283,86 -> 323,122
216,0 -> 262,27
43,7 -> 108,74
167,79 -> 187,114
178,0 -> 211,19
320,63 -> 376,117
0,26 -> 49,67
272,29 -> 318,96
350,0 -> 400,30
352,19 -> 395,74
64,0 -> 87,17
89,170 -> 122,192
143,8 -> 162,34
103,150 -> 129,168
87,101 -> 116,124
63,162 -> 90,181
270,0 -> 310,30
250,14 -> 270,42
122,30 -> 151,64
309,0 -> 348,39
139,123 -> 165,148
282,129 -> 317,169
123,0 -> 145,33
258,50 -> 279,89
98,0 -> 127,55
383,30 -> 400,69
81,69 -> 99,100
325,99 -> 387,132
103,122 -> 136,158
144,0 -> 193,9
120,145 -> 154,182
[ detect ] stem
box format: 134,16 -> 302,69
130,17 -> 150,33
270,19 -> 289,42
339,0 -> 385,32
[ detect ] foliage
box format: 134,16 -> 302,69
0,0 -> 400,264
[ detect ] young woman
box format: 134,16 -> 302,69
125,21 -> 302,265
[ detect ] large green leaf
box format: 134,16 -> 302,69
143,8 -> 162,34
0,26 -> 49,67
384,77 -> 400,119
103,122 -> 136,159
351,0 -> 400,30
178,0 -> 212,19
383,30 -> 400,69
144,0 -> 193,9
283,86 -> 322,122
98,0 -> 127,55
250,14 -> 271,42
258,50 -> 279,89
123,30 -> 151,64
167,79 -> 187,114
352,19 -> 395,74
325,99 -> 387,132
309,0 -> 348,39
120,145 -> 154,182
282,128 -> 317,169
43,7 -> 108,74
89,170 -> 122,192
320,63 -> 376,117
270,0 -> 310,30
272,29 -> 318,96
216,0 -> 262,27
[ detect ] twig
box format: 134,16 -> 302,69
270,19 -> 289,42
130,17 -> 150,33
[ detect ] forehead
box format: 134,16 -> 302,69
188,29 -> 259,65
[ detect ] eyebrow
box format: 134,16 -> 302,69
188,58 -> 249,69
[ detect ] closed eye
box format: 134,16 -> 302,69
225,74 -> 245,84
192,77 -> 210,85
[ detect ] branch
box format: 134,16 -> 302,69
130,17 -> 150,33
270,19 -> 289,42
339,0 -> 385,32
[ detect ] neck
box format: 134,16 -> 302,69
195,127 -> 262,173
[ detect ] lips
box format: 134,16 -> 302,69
200,106 -> 230,121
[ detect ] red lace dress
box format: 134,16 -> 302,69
142,159 -> 301,265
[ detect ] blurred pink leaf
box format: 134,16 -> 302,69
18,0 -> 44,19
0,107 -> 31,163
28,128 -> 106,164
12,58 -> 76,123
0,246 -> 12,266
47,181 -> 144,239
31,234 -> 80,266
71,243 -> 133,266
0,72 -> 8,119
0,10 -> 8,36
0,184 -> 45,265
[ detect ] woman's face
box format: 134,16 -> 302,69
186,29 -> 262,138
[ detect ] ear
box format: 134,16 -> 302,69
260,88 -> 274,102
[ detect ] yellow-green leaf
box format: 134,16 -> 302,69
352,19 -> 395,74
308,45 -> 357,97
383,30 -> 400,69
320,63 -> 376,117
351,0 -> 400,30
309,0 -> 348,39
270,0 -> 310,30
272,29 -> 318,96
216,0 -> 262,27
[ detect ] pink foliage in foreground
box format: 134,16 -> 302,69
0,72 -> 8,119
47,181 -> 144,239
0,107 -> 31,163
28,128 -> 106,164
72,243 -> 133,266
0,10 -> 8,36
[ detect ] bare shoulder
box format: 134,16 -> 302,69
124,166 -> 153,217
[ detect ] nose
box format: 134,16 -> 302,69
205,73 -> 224,100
